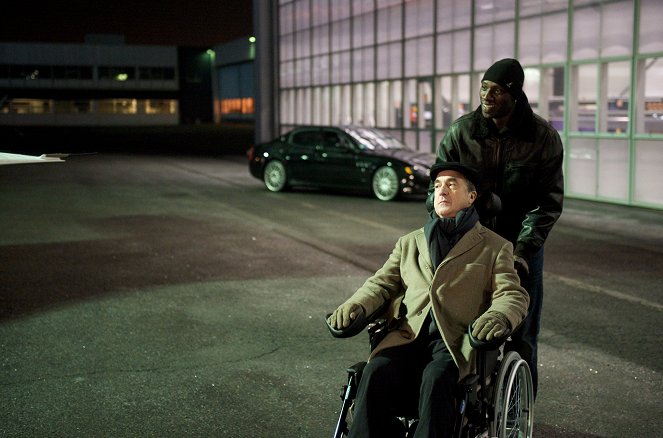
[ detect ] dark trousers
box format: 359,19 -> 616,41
347,332 -> 459,438
506,247 -> 544,398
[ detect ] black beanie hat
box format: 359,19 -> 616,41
429,162 -> 480,188
482,58 -> 524,98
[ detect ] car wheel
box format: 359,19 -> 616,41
263,160 -> 288,192
372,166 -> 399,201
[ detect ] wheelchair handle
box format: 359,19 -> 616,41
467,319 -> 509,351
325,310 -> 369,338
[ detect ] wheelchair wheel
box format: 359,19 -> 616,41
490,351 -> 534,438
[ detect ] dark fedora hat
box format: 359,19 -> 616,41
429,162 -> 480,187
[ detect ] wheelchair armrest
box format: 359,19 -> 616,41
325,310 -> 369,338
467,319 -> 509,351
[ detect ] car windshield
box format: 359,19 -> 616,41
344,127 -> 409,151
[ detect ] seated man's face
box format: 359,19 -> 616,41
433,170 -> 477,218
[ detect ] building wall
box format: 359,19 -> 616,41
0,42 -> 180,126
212,38 -> 256,123
256,0 -> 663,209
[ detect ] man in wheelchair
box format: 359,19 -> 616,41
327,162 -> 529,438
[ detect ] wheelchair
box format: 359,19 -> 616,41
326,306 -> 534,438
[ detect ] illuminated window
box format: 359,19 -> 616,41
220,98 -> 254,115
7,99 -> 51,114
98,99 -> 138,114
146,99 -> 177,114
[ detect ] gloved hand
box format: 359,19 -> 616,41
327,302 -> 364,330
514,255 -> 530,280
472,311 -> 510,341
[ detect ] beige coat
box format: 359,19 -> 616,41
343,222 -> 529,380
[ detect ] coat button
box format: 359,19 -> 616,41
417,310 -> 423,316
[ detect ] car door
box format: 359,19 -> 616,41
313,129 -> 366,188
286,128 -> 323,184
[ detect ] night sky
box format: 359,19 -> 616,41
1,0 -> 254,47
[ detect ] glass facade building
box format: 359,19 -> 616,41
255,0 -> 663,209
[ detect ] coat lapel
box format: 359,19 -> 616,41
439,222 -> 484,267
415,223 -> 485,276
415,229 -> 434,278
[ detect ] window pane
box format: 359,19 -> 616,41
457,75 -> 472,118
331,19 -> 351,52
404,79 -> 417,128
639,0 -> 663,53
295,58 -> 310,86
519,17 -> 541,65
635,140 -> 663,205
353,83 -> 364,124
520,0 -> 567,16
312,87 -> 322,125
330,0 -> 350,21
405,0 -> 434,38
437,0 -> 471,31
295,29 -> 311,58
523,68 -> 540,114
453,30 -> 471,73
294,0 -> 310,31
573,7 -> 600,60
638,57 -> 663,134
542,12 -> 567,63
573,64 -> 597,132
312,55 -> 330,85
436,30 -> 470,74
280,61 -> 294,88
568,138 -> 597,196
353,13 -> 374,48
352,47 -> 374,82
602,1 -> 633,57
436,76 -> 452,129
279,3 -> 294,35
473,23 -> 515,71
352,0 -> 373,15
280,34 -> 294,61
331,86 -> 341,125
377,5 -> 402,43
311,0 -> 329,26
598,139 -> 629,201
475,0 -> 515,25
605,61 -> 630,134
376,42 -> 402,80
364,82 -> 375,126
331,51 -> 351,84
544,67 -> 565,131
403,37 -> 433,77
312,25 -> 330,55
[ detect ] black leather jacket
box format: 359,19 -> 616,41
426,97 -> 564,260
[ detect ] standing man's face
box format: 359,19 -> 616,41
480,80 -> 516,123
433,170 -> 477,218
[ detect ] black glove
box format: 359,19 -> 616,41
514,255 -> 529,280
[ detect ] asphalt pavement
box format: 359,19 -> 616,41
1,152 -> 662,437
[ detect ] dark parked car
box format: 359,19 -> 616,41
248,126 -> 435,201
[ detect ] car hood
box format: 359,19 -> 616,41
366,148 -> 436,168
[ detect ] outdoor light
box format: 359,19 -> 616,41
115,73 -> 128,81
249,36 -> 256,43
